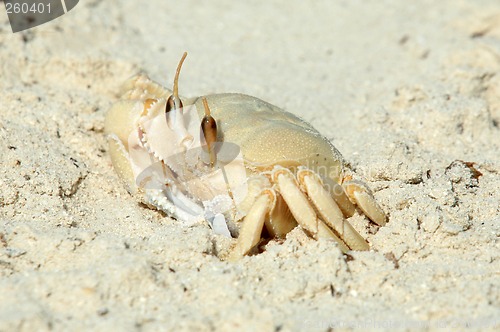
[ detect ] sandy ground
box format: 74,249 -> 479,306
1,0 -> 499,331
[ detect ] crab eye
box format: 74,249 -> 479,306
201,97 -> 217,167
165,95 -> 183,114
201,112 -> 217,143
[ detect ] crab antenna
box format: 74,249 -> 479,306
201,97 -> 217,167
173,52 -> 187,98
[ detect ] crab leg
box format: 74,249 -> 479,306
231,190 -> 275,259
298,169 -> 370,251
121,74 -> 172,100
317,220 -> 350,253
343,179 -> 387,226
323,178 -> 356,218
273,167 -> 318,238
107,135 -> 139,195
265,193 -> 297,238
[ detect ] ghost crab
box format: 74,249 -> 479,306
105,53 -> 387,259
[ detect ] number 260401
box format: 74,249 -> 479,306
6,2 -> 51,14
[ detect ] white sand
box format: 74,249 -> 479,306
1,1 -> 499,331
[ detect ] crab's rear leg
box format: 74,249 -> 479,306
326,180 -> 356,218
343,179 -> 387,226
273,168 -> 319,238
265,193 -> 297,238
297,169 -> 369,251
273,167 -> 354,252
317,220 -> 350,253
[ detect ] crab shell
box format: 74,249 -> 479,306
105,74 -> 386,257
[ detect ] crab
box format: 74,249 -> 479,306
105,53 -> 387,259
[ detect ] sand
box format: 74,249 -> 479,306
0,0 -> 499,331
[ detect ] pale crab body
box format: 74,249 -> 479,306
105,55 -> 387,259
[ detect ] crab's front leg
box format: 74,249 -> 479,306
120,74 -> 172,101
105,99 -> 154,195
230,189 -> 276,260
